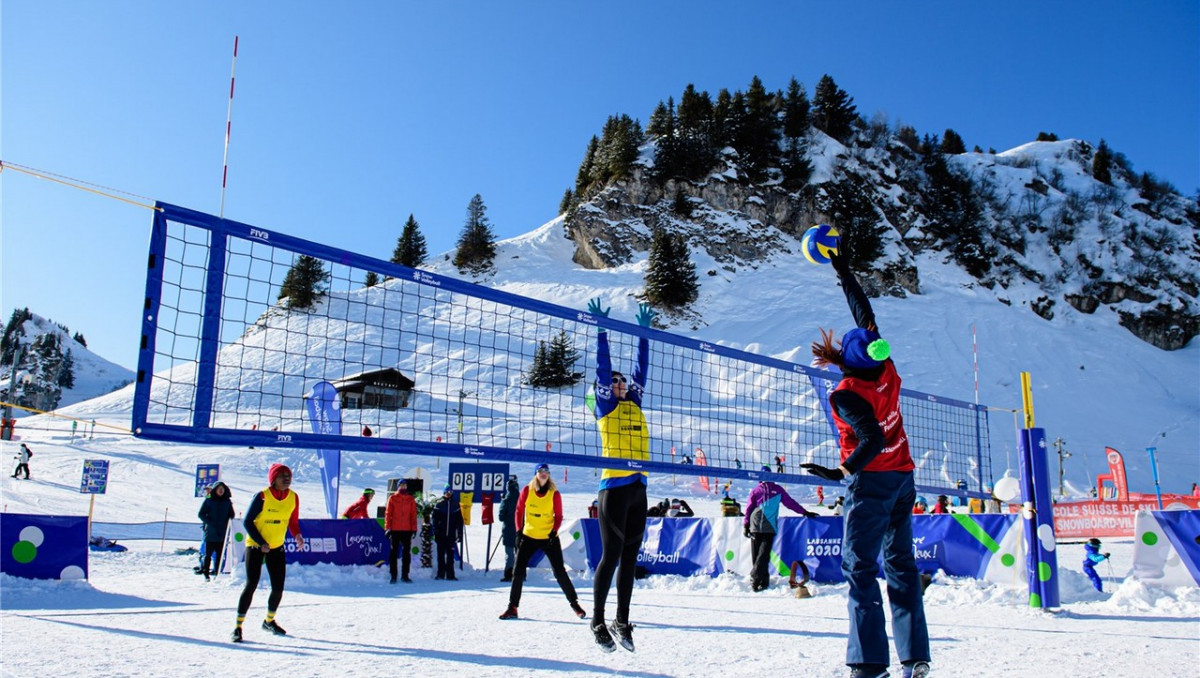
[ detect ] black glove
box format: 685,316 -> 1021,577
743,526 -> 751,539
802,510 -> 820,519
829,250 -> 851,276
801,463 -> 845,482
385,529 -> 393,538
1104,552 -> 1111,559
548,531 -> 558,540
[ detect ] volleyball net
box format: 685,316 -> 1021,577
132,202 -> 993,496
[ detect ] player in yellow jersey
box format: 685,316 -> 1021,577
586,297 -> 655,653
231,463 -> 305,643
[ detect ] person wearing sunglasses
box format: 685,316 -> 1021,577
585,297 -> 656,652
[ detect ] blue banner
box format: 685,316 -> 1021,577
276,518 -> 388,566
195,464 -> 220,497
571,514 -> 1017,584
305,381 -> 342,519
0,514 -> 88,580
80,459 -> 109,494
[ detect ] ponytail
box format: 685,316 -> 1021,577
811,327 -> 844,369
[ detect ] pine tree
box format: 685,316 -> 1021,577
782,78 -> 810,139
575,136 -> 599,197
644,228 -> 699,309
364,271 -> 380,287
278,255 -> 330,310
392,214 -> 428,269
1,308 -> 31,366
1092,139 -> 1113,185
781,78 -> 813,191
651,98 -> 682,182
58,349 -> 75,389
734,76 -> 781,181
897,126 -> 920,152
1035,131 -> 1059,142
676,84 -> 718,179
812,74 -> 858,142
940,129 -> 966,154
559,188 -> 575,216
453,194 -> 497,274
524,330 -> 582,388
72,331 -> 87,348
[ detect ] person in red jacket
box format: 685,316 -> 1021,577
800,245 -> 930,678
498,463 -> 586,621
385,480 -> 418,583
342,489 -> 375,519
931,495 -> 950,514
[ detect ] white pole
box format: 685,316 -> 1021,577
972,323 -> 979,405
219,36 -> 239,219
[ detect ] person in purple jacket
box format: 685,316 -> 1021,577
743,466 -> 819,591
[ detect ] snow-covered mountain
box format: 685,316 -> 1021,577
51,128 -> 1200,499
0,310 -> 133,413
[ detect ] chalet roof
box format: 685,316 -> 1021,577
331,367 -> 414,391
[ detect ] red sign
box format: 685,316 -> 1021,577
1104,447 -> 1129,501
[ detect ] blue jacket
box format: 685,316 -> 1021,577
1083,541 -> 1109,570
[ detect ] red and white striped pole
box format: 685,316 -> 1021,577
219,35 -> 239,219
972,323 -> 979,405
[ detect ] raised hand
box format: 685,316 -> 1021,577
635,303 -> 657,328
587,297 -> 610,318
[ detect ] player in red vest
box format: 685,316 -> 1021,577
801,245 -> 930,678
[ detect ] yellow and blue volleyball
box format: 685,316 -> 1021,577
801,224 -> 840,265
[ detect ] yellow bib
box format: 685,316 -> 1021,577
522,487 -> 557,539
598,400 -> 649,482
247,489 -> 296,549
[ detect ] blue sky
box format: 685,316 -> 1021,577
3,1 -> 1197,370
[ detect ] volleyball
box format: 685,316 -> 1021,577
801,224 -> 840,265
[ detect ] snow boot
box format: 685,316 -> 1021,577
610,619 -> 635,652
902,662 -> 930,678
570,600 -> 587,619
262,620 -> 287,636
849,665 -> 889,678
501,568 -> 513,582
591,620 -> 616,652
499,605 -> 519,620
230,627 -> 243,643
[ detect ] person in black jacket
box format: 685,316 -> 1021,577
430,484 -> 464,580
198,482 -> 235,580
498,476 -> 520,582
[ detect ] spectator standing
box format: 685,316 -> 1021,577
385,480 -> 418,583
232,463 -> 305,643
499,463 -> 587,621
498,476 -> 520,582
430,484 -> 463,580
198,481 -> 234,581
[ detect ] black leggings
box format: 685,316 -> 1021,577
508,533 -> 578,608
593,482 -> 647,624
237,547 -> 286,616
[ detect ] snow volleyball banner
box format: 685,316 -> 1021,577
560,514 -> 1019,583
1130,509 -> 1200,588
1053,498 -> 1200,539
0,513 -> 88,581
230,518 -> 388,567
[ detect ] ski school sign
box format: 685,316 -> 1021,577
1053,498 -> 1200,539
